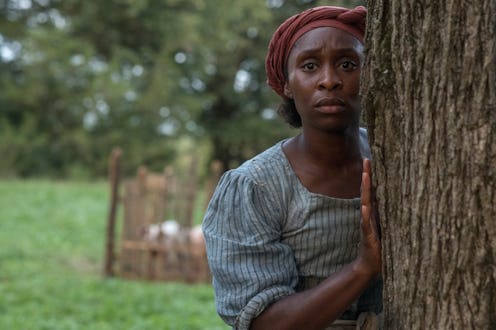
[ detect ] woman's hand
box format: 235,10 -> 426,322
356,158 -> 382,277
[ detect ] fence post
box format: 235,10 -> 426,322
204,160 -> 223,209
103,147 -> 122,277
184,156 -> 199,227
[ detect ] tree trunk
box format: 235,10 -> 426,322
362,1 -> 496,329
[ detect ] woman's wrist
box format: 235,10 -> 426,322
351,257 -> 379,282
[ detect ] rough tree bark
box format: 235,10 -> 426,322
361,1 -> 496,329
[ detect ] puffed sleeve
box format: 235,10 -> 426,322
202,169 -> 298,329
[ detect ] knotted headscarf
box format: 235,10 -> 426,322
266,6 -> 367,98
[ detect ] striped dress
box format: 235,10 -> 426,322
202,129 -> 382,329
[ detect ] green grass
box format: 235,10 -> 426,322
0,180 -> 228,330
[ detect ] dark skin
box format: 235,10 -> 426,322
251,27 -> 381,330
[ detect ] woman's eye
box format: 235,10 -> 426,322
302,62 -> 317,71
340,60 -> 357,71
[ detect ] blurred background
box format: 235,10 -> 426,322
0,0 -> 364,179
0,0 -> 364,329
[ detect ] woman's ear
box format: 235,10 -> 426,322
283,82 -> 293,99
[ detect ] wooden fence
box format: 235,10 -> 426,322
103,148 -> 222,283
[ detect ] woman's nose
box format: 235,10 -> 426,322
318,67 -> 342,91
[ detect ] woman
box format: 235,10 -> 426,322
202,6 -> 382,330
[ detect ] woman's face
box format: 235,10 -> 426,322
284,27 -> 363,133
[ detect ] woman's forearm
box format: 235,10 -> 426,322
250,259 -> 377,330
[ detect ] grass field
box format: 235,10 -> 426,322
0,180 -> 228,330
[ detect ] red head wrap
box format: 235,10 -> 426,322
265,6 -> 367,98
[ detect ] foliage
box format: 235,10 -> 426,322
0,179 -> 228,329
0,0 -> 364,178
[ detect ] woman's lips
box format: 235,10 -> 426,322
314,97 -> 346,113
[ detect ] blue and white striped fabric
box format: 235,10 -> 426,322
202,129 -> 382,329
